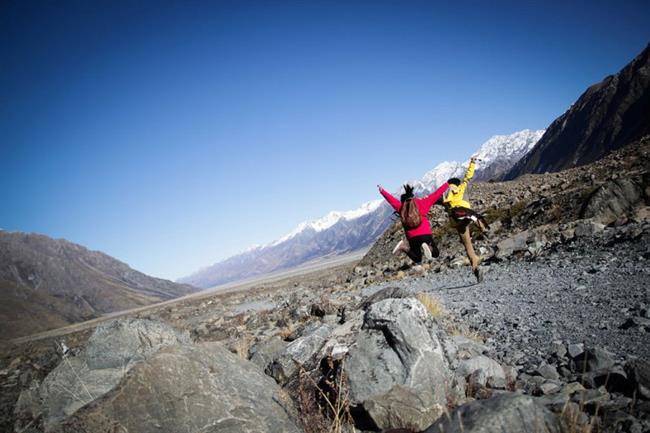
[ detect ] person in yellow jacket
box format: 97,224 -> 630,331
442,156 -> 489,283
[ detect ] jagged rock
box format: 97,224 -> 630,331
619,316 -> 650,331
358,286 -> 413,310
567,343 -> 584,358
538,382 -> 561,395
625,359 -> 650,399
571,387 -> 610,406
269,324 -> 332,384
423,394 -> 564,433
580,365 -> 629,393
550,341 -> 567,358
574,220 -> 606,237
581,178 -> 644,224
456,355 -> 506,381
536,363 -> 560,380
249,336 -> 287,371
345,298 -> 452,431
57,343 -> 302,433
495,231 -> 530,258
84,318 -> 190,369
467,369 -> 488,396
309,299 -> 337,317
39,319 -> 189,430
363,385 -> 447,432
571,346 -> 615,372
442,335 -> 489,368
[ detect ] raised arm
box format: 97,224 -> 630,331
378,186 -> 401,211
458,158 -> 476,197
421,182 -> 449,211
463,159 -> 476,183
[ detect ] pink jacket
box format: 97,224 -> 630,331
379,183 -> 449,238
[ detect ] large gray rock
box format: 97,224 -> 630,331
56,343 -> 302,433
456,355 -> 506,381
424,394 -> 564,433
571,346 -> 615,372
625,359 -> 650,399
581,178 -> 644,224
269,324 -> 332,384
40,318 -> 189,430
495,231 -> 530,258
84,317 -> 191,369
573,220 -> 606,238
358,286 -> 413,310
345,297 -> 453,431
249,336 -> 287,371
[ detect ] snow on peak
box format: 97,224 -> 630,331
269,199 -> 383,246
472,129 -> 545,167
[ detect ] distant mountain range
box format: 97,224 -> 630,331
0,231 -> 196,339
505,43 -> 650,179
179,129 -> 544,289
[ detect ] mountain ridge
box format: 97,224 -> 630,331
505,43 -> 650,179
0,230 -> 197,339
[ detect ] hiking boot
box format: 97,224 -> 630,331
392,240 -> 407,255
421,243 -> 433,262
473,267 -> 484,283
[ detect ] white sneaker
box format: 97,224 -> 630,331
421,243 -> 433,262
392,240 -> 406,255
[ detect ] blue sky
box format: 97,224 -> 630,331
1,1 -> 649,280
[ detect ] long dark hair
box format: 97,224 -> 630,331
400,184 -> 414,202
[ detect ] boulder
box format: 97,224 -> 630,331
36,318 -> 301,433
423,394 -> 564,433
358,286 -> 413,310
536,363 -> 560,381
57,343 -> 302,433
571,346 -> 615,372
40,318 -> 189,430
574,220 -> 606,237
249,336 -> 287,371
345,298 -> 452,431
625,359 -> 650,399
580,365 -> 629,393
581,178 -> 644,224
84,317 -> 190,369
456,355 -> 506,381
495,230 -> 549,258
442,335 -> 489,368
269,324 -> 332,384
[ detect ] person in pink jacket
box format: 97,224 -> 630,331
378,182 -> 449,264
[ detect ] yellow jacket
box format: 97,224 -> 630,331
443,160 -> 475,209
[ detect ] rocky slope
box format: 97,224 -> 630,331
2,137 -> 649,433
362,136 -> 650,269
0,232 -> 196,340
505,44 -> 650,179
181,129 -> 544,289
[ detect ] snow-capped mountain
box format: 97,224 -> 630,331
179,129 -> 544,288
472,129 -> 545,181
270,200 -> 384,246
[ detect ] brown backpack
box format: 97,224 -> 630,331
399,198 -> 421,229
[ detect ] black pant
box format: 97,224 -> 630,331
407,235 -> 439,263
